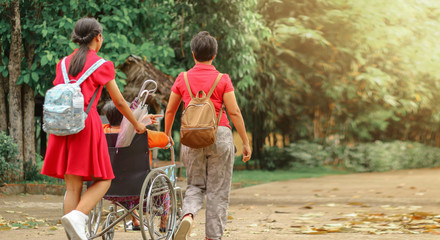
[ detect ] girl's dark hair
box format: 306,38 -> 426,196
190,31 -> 218,62
103,101 -> 124,126
69,17 -> 103,77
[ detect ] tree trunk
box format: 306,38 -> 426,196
0,77 -> 7,133
251,111 -> 266,169
23,85 -> 35,165
282,133 -> 290,147
313,107 -> 321,140
23,40 -> 37,165
8,0 -> 24,169
0,44 -> 7,133
436,133 -> 440,147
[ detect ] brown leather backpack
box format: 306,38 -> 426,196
180,72 -> 223,148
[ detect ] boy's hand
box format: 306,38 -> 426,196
242,144 -> 252,162
149,114 -> 163,124
142,114 -> 163,125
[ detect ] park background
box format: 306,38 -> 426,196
2,0 -> 440,185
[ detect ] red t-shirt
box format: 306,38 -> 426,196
171,63 -> 234,128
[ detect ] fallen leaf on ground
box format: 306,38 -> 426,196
348,202 -> 365,206
275,211 -> 291,214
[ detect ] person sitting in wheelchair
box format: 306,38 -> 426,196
102,100 -> 170,231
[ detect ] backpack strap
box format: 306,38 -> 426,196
85,86 -> 101,115
60,57 -> 70,84
80,60 -> 106,115
207,73 -> 223,98
184,72 -> 224,126
60,57 -> 107,85
183,72 -> 194,99
74,59 -> 107,86
61,57 -> 105,115
217,104 -> 224,127
208,73 -> 224,127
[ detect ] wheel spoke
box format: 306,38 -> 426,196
87,199 -> 102,238
139,170 -> 177,240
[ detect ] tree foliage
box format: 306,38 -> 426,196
255,0 -> 440,148
1,0 -> 187,96
3,0 -> 440,171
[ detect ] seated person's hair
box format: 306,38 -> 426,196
102,100 -> 169,148
103,100 -> 126,126
190,31 -> 217,62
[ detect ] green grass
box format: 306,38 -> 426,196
28,158 -> 350,188
232,167 -> 351,188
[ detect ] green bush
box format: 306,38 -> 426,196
285,140 -> 332,168
260,140 -> 440,172
260,146 -> 292,170
0,131 -> 20,183
24,154 -> 43,181
23,154 -> 60,184
0,133 -> 57,184
340,141 -> 440,172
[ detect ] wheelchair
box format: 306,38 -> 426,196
86,132 -> 183,240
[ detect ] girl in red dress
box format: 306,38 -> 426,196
41,17 -> 147,240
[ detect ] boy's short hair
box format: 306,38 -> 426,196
103,100 -> 124,126
190,31 -> 217,62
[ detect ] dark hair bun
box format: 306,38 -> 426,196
71,18 -> 103,45
68,17 -> 103,77
72,32 -> 97,44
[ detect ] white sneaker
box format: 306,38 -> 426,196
61,210 -> 89,240
64,229 -> 72,240
174,215 -> 193,240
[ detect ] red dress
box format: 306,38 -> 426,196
41,49 -> 115,181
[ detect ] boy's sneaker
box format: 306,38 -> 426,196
61,210 -> 88,240
174,215 -> 193,240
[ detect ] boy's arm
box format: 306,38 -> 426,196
223,91 -> 252,162
164,92 -> 182,146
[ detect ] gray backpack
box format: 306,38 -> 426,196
42,57 -> 106,136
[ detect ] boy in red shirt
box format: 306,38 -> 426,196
165,31 -> 252,240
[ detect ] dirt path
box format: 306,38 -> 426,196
2,168 -> 440,239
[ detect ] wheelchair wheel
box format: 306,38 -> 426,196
102,207 -> 117,240
87,199 -> 103,238
139,170 -> 177,240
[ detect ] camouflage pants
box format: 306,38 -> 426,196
181,126 -> 235,240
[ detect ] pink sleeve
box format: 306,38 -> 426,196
93,61 -> 115,85
223,74 -> 234,93
171,72 -> 184,95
